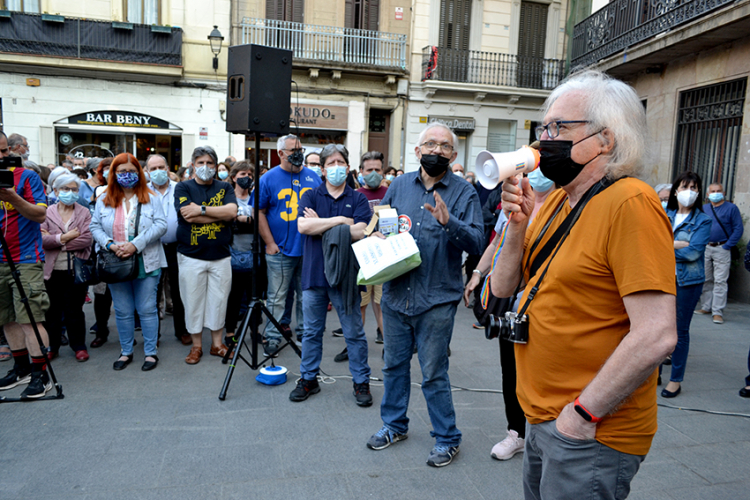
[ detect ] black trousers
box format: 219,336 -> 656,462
94,286 -> 112,339
224,269 -> 254,335
45,270 -> 88,353
160,242 -> 187,338
499,336 -> 527,438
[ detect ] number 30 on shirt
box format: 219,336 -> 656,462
278,187 -> 312,221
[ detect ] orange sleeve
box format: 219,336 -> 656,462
607,191 -> 676,298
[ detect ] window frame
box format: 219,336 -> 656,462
123,0 -> 161,25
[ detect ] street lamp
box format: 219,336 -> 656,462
208,25 -> 224,71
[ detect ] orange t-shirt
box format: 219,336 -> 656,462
515,177 -> 676,456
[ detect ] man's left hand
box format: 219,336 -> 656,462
0,188 -> 20,203
425,191 -> 450,225
555,402 -> 597,441
180,202 -> 202,222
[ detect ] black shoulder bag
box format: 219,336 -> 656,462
96,203 -> 142,284
709,205 -> 740,261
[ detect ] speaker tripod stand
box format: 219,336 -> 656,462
218,131 -> 301,401
0,229 -> 64,403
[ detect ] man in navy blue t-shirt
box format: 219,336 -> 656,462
257,135 -> 321,355
288,144 -> 373,407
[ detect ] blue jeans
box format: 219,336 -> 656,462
669,282 -> 703,382
108,272 -> 161,357
380,301 -> 460,446
265,253 -> 302,342
300,287 -> 370,384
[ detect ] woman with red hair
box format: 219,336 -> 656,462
90,153 -> 167,371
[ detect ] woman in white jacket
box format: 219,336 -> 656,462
90,153 -> 167,372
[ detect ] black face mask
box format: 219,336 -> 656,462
236,176 -> 252,190
420,154 -> 451,178
289,150 -> 304,168
539,132 -> 602,187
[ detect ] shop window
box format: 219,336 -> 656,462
673,78 -> 746,200
487,119 -> 517,153
3,0 -> 40,13
125,0 -> 159,25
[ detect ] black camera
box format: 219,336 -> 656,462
0,156 -> 21,189
485,311 -> 529,344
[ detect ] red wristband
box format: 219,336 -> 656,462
574,397 -> 603,423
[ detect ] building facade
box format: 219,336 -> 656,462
572,0 -> 750,301
405,0 -> 569,172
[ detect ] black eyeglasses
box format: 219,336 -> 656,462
284,148 -> 306,155
535,120 -> 590,140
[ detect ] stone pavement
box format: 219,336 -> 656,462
1,299 -> 749,500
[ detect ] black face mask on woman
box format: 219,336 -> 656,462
236,176 -> 252,190
420,154 -> 451,178
539,131 -> 602,187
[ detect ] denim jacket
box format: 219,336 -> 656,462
667,208 -> 712,287
90,193 -> 167,274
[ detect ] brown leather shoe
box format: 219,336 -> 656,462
209,344 -> 229,357
180,334 -> 192,346
185,346 -> 203,364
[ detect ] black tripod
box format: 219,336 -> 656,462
219,132 -> 301,401
0,230 -> 64,403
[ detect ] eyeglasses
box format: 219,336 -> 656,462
284,148 -> 306,155
535,121 -> 590,140
307,162 -> 321,167
58,187 -> 79,193
419,141 -> 454,154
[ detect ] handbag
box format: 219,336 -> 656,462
709,205 -> 740,260
69,250 -> 97,286
96,203 -> 142,284
230,247 -> 254,271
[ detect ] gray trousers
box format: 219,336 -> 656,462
700,245 -> 731,316
523,420 -> 645,500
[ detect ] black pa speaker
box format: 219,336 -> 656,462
226,44 -> 293,135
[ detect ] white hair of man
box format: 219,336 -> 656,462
417,122 -> 458,150
276,134 -> 299,152
654,183 -> 672,193
542,70 -> 648,180
53,172 -> 82,190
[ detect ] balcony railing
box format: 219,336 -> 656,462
0,12 -> 182,66
572,0 -> 736,70
421,46 -> 565,90
240,17 -> 407,70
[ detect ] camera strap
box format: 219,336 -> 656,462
517,177 -> 618,319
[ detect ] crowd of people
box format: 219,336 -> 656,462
2,69 -> 750,497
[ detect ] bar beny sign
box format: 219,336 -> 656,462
290,105 -> 348,129
68,111 -> 169,129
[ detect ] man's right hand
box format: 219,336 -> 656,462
501,175 -> 535,227
266,242 -> 280,255
463,272 -> 482,307
61,227 -> 80,244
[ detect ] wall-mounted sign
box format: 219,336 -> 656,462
524,120 -> 531,130
428,116 -> 476,132
66,111 -> 170,129
290,105 -> 348,130
199,127 -> 208,140
419,116 -> 428,123
395,7 -> 403,20
26,78 -> 40,87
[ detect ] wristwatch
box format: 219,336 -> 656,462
574,396 -> 603,423
200,205 -> 207,216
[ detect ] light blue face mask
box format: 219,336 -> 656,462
309,166 -> 323,178
661,201 -> 668,210
527,168 -> 554,193
57,190 -> 79,206
357,174 -> 365,185
386,174 -> 395,182
150,169 -> 169,186
327,166 -> 347,187
708,192 -> 724,203
218,171 -> 229,180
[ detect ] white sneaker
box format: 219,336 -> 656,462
491,430 -> 525,461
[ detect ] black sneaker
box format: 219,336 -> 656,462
0,365 -> 32,391
263,341 -> 280,358
334,347 -> 348,362
375,328 -> 383,344
20,371 -> 52,399
332,328 -> 343,337
289,378 -> 320,402
427,445 -> 460,467
367,425 -> 408,450
353,381 -> 373,407
60,332 -> 69,346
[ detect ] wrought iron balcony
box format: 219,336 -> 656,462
239,17 -> 407,71
0,11 -> 182,66
572,0 -> 736,70
421,46 -> 565,90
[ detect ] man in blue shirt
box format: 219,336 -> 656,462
289,144 -> 373,407
366,123 -> 484,467
696,182 -> 744,324
257,135 -> 321,355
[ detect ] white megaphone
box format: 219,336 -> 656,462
475,146 -> 541,189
